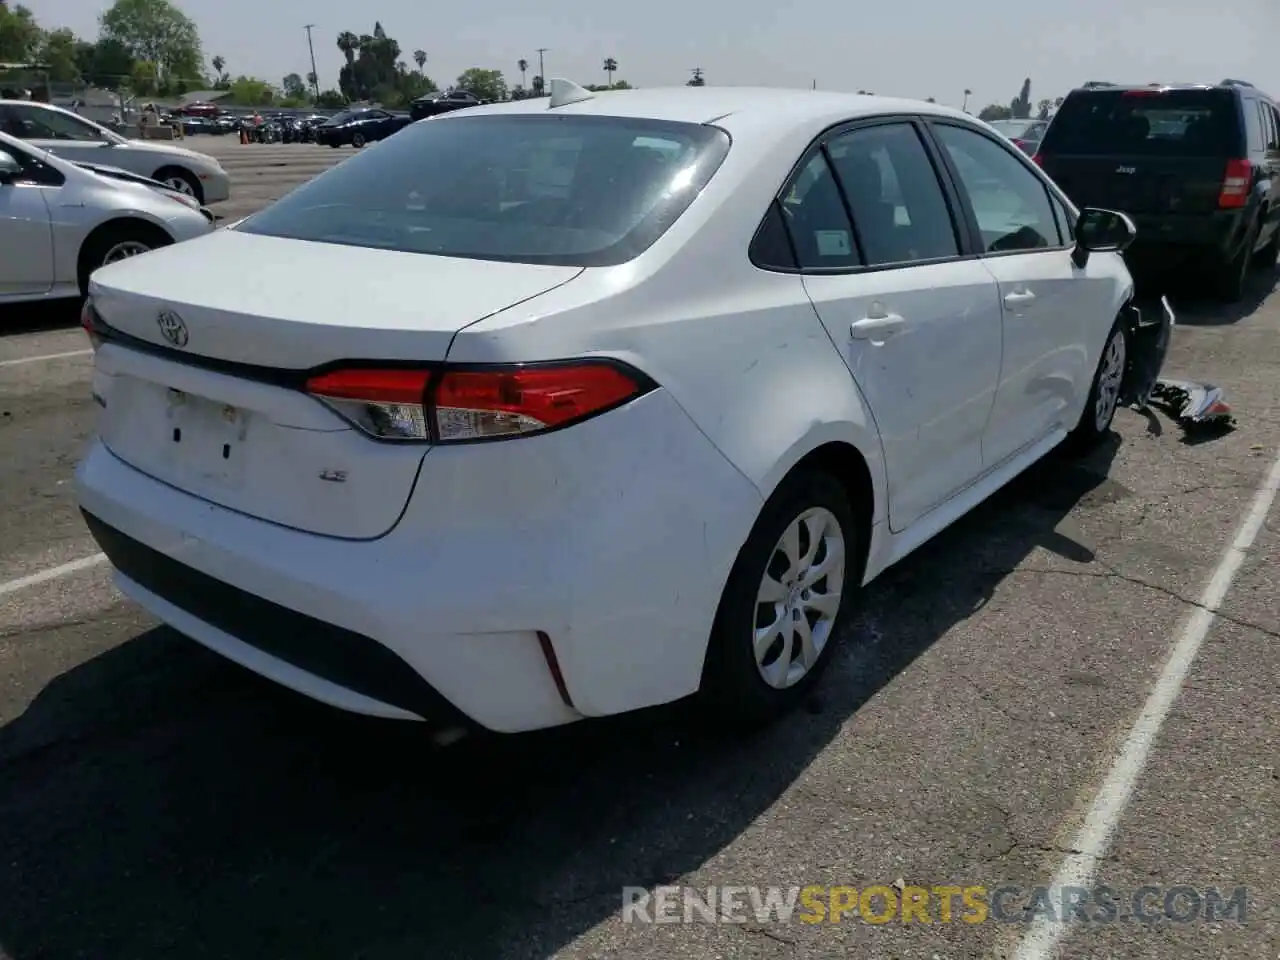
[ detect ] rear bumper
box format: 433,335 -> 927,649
1124,210 -> 1248,266
75,388 -> 762,732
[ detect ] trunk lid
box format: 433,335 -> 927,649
87,230 -> 582,539
1039,87 -> 1242,216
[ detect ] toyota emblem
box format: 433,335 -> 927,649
156,309 -> 189,347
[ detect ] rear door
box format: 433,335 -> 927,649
929,120 -> 1113,467
1037,88 -> 1242,224
794,118 -> 1004,532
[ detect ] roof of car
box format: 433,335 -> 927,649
448,86 -> 974,129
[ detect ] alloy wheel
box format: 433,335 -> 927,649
1093,329 -> 1126,432
753,507 -> 845,690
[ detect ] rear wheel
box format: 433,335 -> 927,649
78,222 -> 172,297
1216,219 -> 1259,302
352,132 -> 366,148
1065,320 -> 1127,454
700,469 -> 859,727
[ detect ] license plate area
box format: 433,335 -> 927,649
164,387 -> 251,489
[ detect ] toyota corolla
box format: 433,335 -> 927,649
76,82 -> 1170,734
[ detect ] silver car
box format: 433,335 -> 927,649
988,118 -> 1050,156
0,130 -> 214,304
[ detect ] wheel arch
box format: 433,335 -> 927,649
77,217 -> 173,293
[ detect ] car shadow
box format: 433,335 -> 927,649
0,298 -> 83,335
0,440 -> 1121,960
1135,259 -> 1277,327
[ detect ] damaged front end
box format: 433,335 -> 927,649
1118,294 -> 1235,434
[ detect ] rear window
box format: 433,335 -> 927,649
1040,89 -> 1241,157
238,114 -> 731,267
989,119 -> 1047,139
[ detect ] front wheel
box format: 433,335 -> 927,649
1065,321 -> 1127,453
78,223 -> 172,296
352,132 -> 366,148
153,166 -> 203,204
700,470 -> 859,727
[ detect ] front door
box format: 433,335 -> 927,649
929,121 -> 1111,467
790,120 -> 1004,532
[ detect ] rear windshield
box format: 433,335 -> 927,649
1039,89 -> 1240,157
238,114 -> 731,267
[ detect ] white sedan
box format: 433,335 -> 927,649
75,82 -> 1170,735
0,100 -> 231,204
0,131 -> 215,303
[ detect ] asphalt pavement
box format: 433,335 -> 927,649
0,144 -> 1277,960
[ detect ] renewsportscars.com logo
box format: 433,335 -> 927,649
622,884 -> 1249,925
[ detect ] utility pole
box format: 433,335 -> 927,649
304,24 -> 320,98
536,48 -> 548,95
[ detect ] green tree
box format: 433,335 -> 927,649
1036,97 -> 1052,120
80,37 -> 134,89
100,0 -> 202,85
456,67 -> 505,102
530,74 -> 543,96
1010,77 -> 1032,119
978,103 -> 1013,121
0,2 -> 42,62
211,53 -> 226,85
603,57 -> 617,87
413,49 -> 426,70
315,88 -> 345,108
226,75 -> 273,106
282,72 -> 307,100
517,58 -> 528,89
38,28 -> 81,82
129,59 -> 157,95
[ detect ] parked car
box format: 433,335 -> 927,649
76,83 -> 1169,736
1036,80 -> 1280,301
0,131 -> 214,303
409,89 -> 484,121
987,118 -> 1049,155
0,99 -> 231,204
313,108 -> 414,147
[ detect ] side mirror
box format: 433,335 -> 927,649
1072,207 -> 1136,268
0,150 -> 20,183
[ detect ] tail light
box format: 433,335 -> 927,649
80,299 -> 104,351
304,360 -> 655,443
1011,138 -> 1029,152
1218,159 -> 1251,208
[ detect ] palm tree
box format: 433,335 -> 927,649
962,88 -> 972,111
211,55 -> 226,85
413,50 -> 426,71
603,57 -> 617,88
517,58 -> 528,90
337,31 -> 358,66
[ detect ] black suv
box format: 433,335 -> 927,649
1036,80 -> 1280,300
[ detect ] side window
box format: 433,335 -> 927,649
1243,100 -> 1264,152
749,200 -> 798,270
779,151 -> 860,269
1271,105 -> 1280,148
1049,192 -> 1075,242
1262,103 -> 1278,150
9,105 -> 105,141
932,123 -> 1062,253
825,122 -> 959,266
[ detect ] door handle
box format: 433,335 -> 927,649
849,314 -> 905,340
1003,289 -> 1036,307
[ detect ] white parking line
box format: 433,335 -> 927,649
0,553 -> 107,599
0,349 -> 93,368
1013,449 -> 1280,960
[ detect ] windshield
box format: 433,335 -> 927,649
1039,88 -> 1240,157
238,113 -> 732,267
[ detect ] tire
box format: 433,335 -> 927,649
78,222 -> 172,297
352,132 -> 366,148
699,469 -> 860,728
1064,320 -> 1127,454
153,166 -> 203,204
328,142 -> 339,148
1215,220 -> 1258,303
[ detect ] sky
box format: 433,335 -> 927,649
30,0 -> 1280,109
